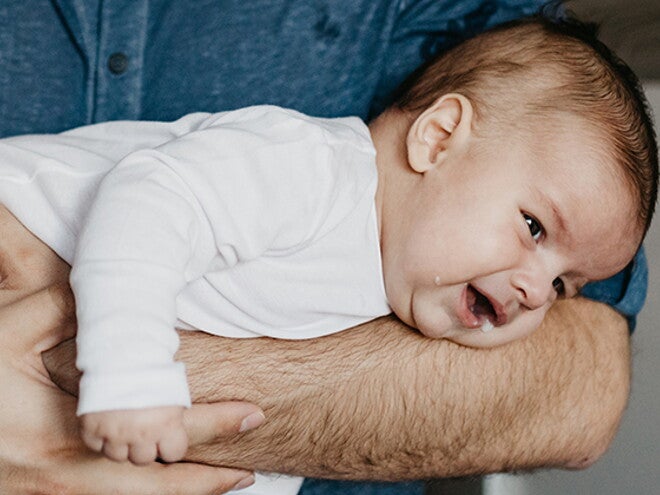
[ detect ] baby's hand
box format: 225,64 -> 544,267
80,406 -> 188,465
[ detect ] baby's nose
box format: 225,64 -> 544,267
512,267 -> 556,311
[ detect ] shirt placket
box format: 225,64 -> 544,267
94,0 -> 149,122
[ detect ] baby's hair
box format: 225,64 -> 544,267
393,8 -> 658,240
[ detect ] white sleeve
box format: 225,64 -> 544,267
72,106 -> 373,415
73,141 -> 217,414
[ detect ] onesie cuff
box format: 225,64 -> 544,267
77,362 -> 191,415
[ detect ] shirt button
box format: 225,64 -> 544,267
108,52 -> 129,75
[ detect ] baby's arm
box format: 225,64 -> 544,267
73,146 -> 213,417
73,107 -> 339,463
81,406 -> 187,465
72,142 -> 213,461
72,116 -> 244,461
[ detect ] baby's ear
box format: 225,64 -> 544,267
406,94 -> 473,173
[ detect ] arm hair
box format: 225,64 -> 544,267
44,297 -> 630,479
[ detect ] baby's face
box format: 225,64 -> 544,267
382,128 -> 640,347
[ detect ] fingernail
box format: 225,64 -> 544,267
240,411 -> 265,432
232,474 -> 255,491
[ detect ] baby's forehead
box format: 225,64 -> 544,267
559,133 -> 644,235
521,129 -> 640,247
524,119 -> 631,188
538,175 -> 640,279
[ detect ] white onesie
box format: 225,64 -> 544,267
0,105 -> 391,495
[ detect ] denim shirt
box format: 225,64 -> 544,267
0,2 -> 644,495
2,0 -> 551,132
0,0 -> 646,332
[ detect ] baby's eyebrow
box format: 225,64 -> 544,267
537,190 -> 570,243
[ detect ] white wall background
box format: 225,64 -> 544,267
486,82 -> 660,495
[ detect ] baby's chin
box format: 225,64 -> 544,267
422,324 -> 509,349
416,323 -> 452,340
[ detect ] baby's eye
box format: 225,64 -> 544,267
523,214 -> 543,241
552,277 -> 565,297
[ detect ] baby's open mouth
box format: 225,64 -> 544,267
466,284 -> 497,326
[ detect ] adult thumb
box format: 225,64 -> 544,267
184,401 -> 265,446
1,283 -> 76,355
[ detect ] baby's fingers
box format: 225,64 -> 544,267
80,428 -> 104,453
102,440 -> 129,463
158,427 -> 189,462
129,441 -> 159,466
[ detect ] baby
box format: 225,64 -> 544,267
0,14 -> 656,474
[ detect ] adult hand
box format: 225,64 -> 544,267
0,284 -> 261,495
43,295 -> 631,481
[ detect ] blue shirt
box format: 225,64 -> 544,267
2,0 -> 550,132
0,0 -> 646,331
0,2 -> 643,494
0,0 -> 644,330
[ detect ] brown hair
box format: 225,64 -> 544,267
393,14 -> 658,238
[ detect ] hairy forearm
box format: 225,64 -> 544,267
180,298 -> 629,478
45,297 -> 630,480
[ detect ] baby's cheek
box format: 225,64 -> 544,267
416,313 -> 454,340
412,302 -> 454,340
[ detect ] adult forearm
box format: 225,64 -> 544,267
180,297 -> 630,479
45,297 -> 630,480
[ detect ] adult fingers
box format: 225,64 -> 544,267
184,401 -> 265,446
151,464 -> 255,495
41,337 -> 81,396
1,284 -> 75,355
53,457 -> 255,495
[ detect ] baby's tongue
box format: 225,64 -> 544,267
467,286 -> 494,320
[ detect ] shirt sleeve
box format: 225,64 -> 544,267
73,106 -> 374,414
580,247 -> 648,332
